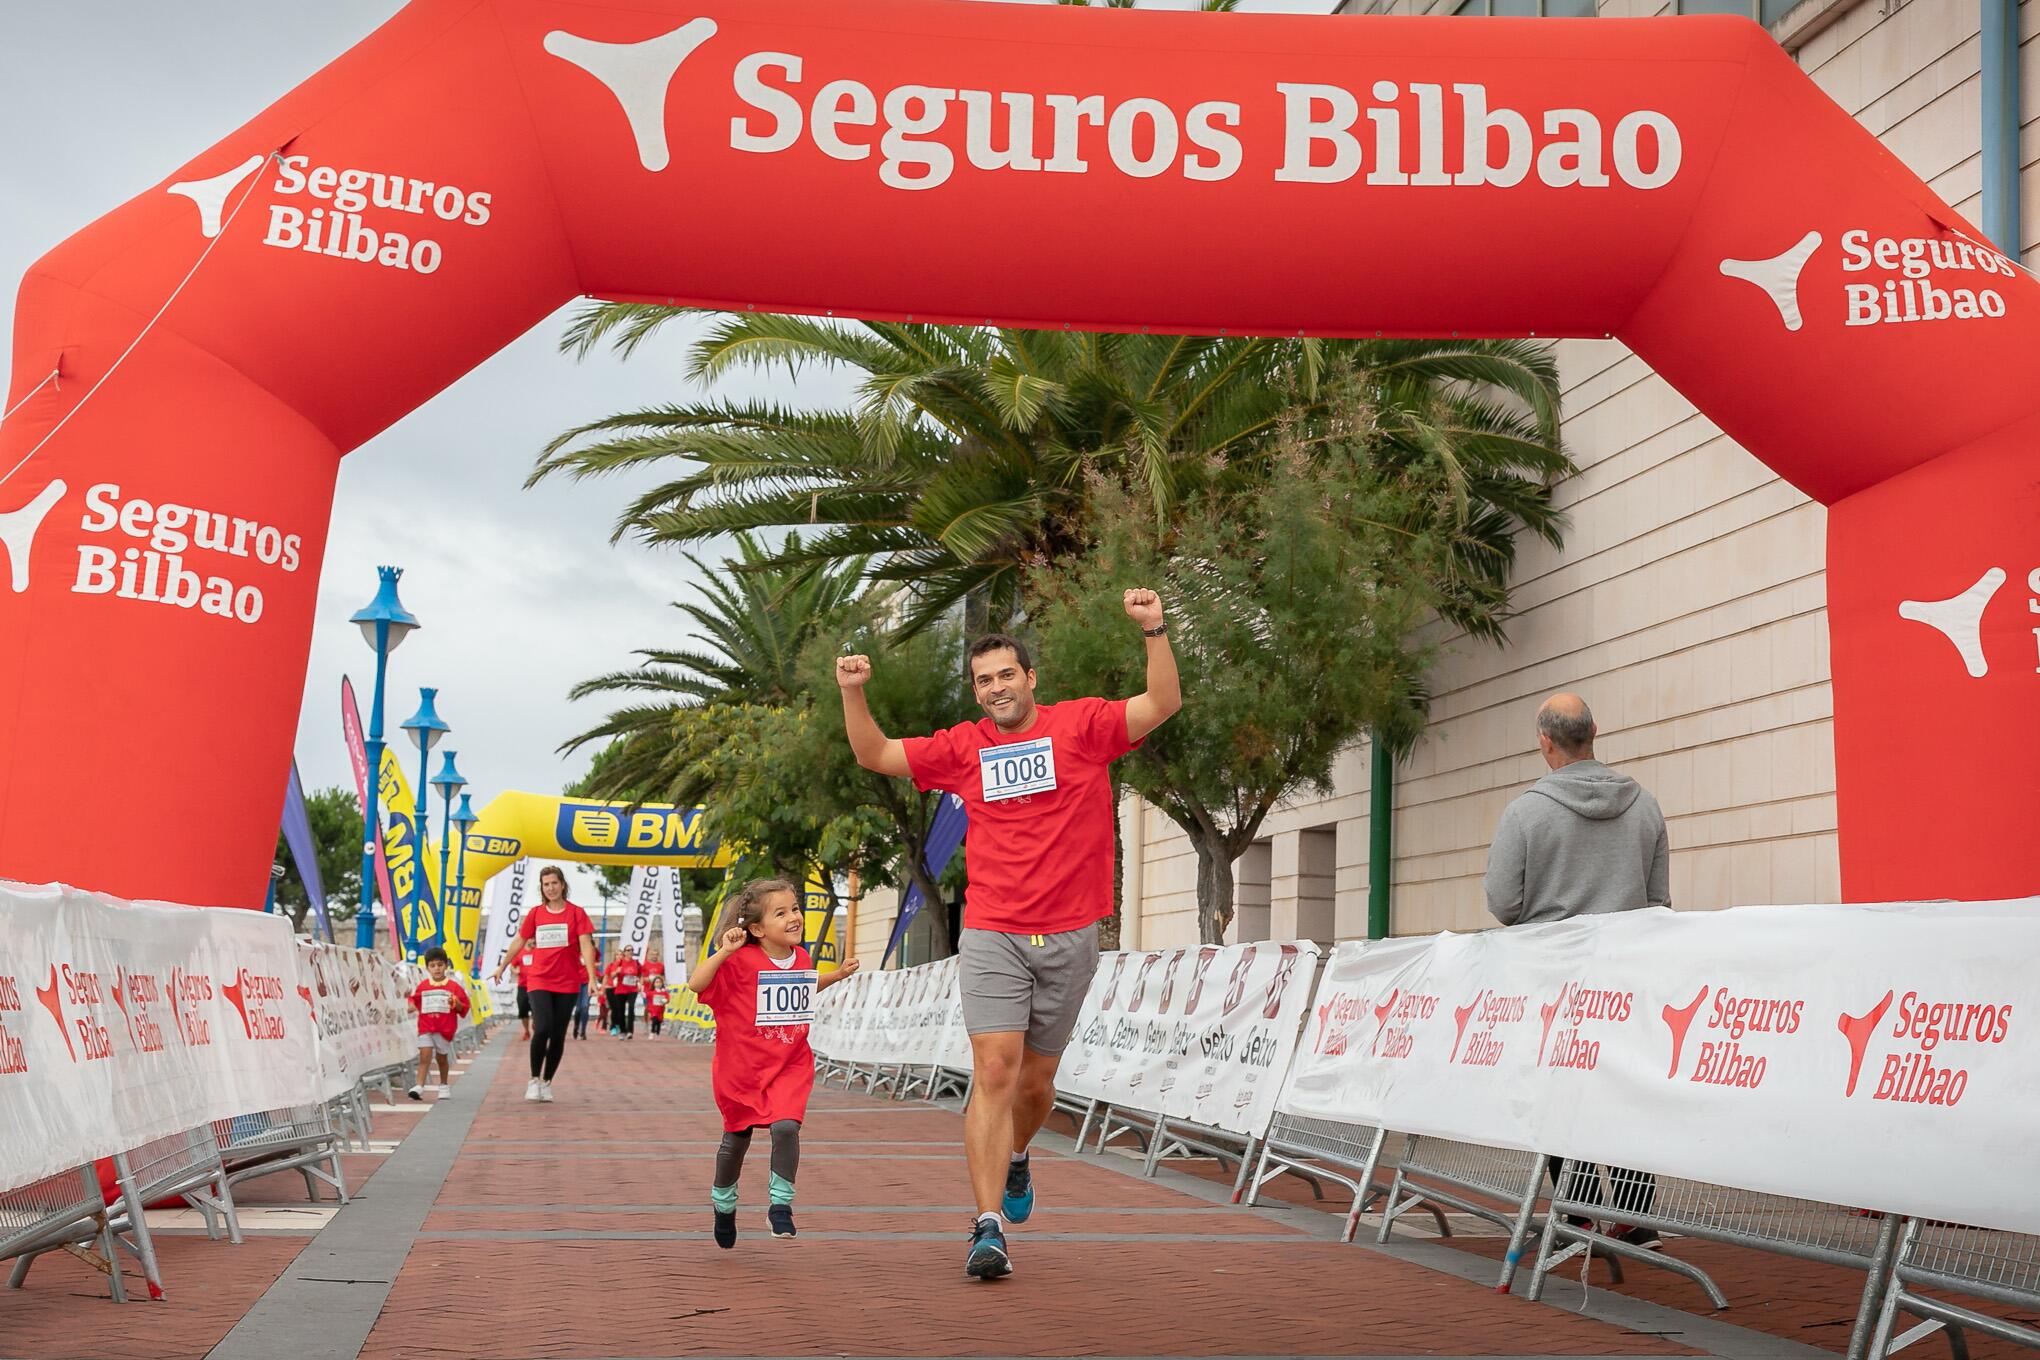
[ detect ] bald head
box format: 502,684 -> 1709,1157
1536,693 -> 1596,767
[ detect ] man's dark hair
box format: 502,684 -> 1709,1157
422,946 -> 451,966
966,633 -> 1033,681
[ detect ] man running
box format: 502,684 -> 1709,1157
837,588 -> 1181,1280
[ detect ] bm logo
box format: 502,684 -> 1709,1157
556,802 -> 715,856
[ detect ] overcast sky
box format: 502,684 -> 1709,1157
1,0 -> 1331,900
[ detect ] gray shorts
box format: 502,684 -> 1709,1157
958,924 -> 1101,1056
416,1032 -> 453,1055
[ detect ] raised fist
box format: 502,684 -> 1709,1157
719,926 -> 749,952
1123,588 -> 1164,629
836,654 -> 873,689
838,958 -> 861,978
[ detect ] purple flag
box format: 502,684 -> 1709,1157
884,793 -> 968,965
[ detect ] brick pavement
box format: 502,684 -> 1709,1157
4,1031 -> 1952,1359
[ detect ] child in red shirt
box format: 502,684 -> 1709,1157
691,878 -> 858,1247
408,947 -> 471,1099
645,977 -> 670,1036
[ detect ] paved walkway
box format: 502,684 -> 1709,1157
0,1031 -> 1981,1359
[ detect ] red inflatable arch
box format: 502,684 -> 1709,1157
2,0 -> 2033,909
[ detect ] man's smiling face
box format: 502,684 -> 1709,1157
970,646 -> 1038,731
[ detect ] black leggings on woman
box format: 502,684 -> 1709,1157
528,989 -> 576,1080
610,989 -> 637,1036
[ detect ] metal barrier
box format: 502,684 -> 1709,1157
214,1103 -> 349,1204
1139,1115 -> 1259,1199
1872,1219 -> 2036,1357
1,1166 -> 126,1302
1526,1163 -> 1939,1360
1379,1136 -> 1545,1292
1242,1113 -> 1382,1229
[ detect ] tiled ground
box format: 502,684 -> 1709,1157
15,1033 -> 2003,1359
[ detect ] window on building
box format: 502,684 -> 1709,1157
1676,0 -> 1805,24
1452,0 -> 1597,14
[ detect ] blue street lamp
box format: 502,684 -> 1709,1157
400,688 -> 449,957
349,567 -> 418,949
450,793 -> 480,974
431,748 -> 467,942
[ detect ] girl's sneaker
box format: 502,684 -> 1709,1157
406,1085 -> 423,1102
524,1079 -> 542,1102
537,1081 -> 555,1102
713,1210 -> 737,1249
768,1205 -> 796,1238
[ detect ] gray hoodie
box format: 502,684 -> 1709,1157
1484,759 -> 1670,926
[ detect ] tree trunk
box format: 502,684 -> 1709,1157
1189,832 -> 1236,946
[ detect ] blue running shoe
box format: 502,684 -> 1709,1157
1002,1154 -> 1035,1224
966,1217 -> 1012,1280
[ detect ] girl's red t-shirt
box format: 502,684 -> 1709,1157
516,902 -> 595,994
639,959 -> 666,998
699,944 -> 816,1132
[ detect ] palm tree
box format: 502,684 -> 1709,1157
532,312 -> 1571,641
564,530 -> 866,800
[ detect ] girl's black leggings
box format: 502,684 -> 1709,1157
715,1120 -> 801,1188
528,989 -> 576,1079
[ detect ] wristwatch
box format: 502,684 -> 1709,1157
1142,623 -> 1168,637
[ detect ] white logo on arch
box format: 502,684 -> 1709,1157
544,19 -> 719,172
0,480 -> 66,593
1898,567 -> 2006,678
1720,231 -> 1822,332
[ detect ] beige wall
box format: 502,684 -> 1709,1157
1125,0 -> 2016,949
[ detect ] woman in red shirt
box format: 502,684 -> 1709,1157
490,865 -> 599,1102
691,878 -> 858,1246
605,946 -> 644,1039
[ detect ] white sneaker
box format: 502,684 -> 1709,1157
406,1085 -> 423,1101
538,1080 -> 555,1103
524,1079 -> 543,1102
437,1083 -> 453,1098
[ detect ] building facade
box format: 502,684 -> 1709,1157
852,0 -> 2028,966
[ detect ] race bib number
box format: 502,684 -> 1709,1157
979,737 -> 1056,802
755,970 -> 817,1027
421,991 -> 451,1015
534,923 -> 569,949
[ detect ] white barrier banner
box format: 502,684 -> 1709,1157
297,941 -> 420,1100
620,865 -> 662,967
1282,903 -> 2040,1236
1161,942 -> 1319,1135
0,881 -> 323,1193
1059,944 -> 1318,1136
479,858 -> 529,1010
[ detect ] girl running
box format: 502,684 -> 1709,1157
690,878 -> 858,1247
490,865 -> 600,1101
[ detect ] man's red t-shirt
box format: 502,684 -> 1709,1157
698,944 -> 816,1131
410,978 -> 471,1038
516,902 -> 595,994
639,958 -> 667,1000
903,696 -> 1139,935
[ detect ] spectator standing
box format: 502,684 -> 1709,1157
1484,693 -> 1669,1246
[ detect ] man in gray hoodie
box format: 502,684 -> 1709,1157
1485,692 -> 1669,1246
1485,693 -> 1670,925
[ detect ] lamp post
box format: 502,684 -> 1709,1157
450,793 -> 479,974
348,567 -> 419,949
399,688 -> 449,958
431,749 -> 467,950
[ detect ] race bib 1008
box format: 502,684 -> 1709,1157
534,923 -> 569,949
755,970 -> 817,1027
979,736 -> 1056,802
421,991 -> 452,1015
